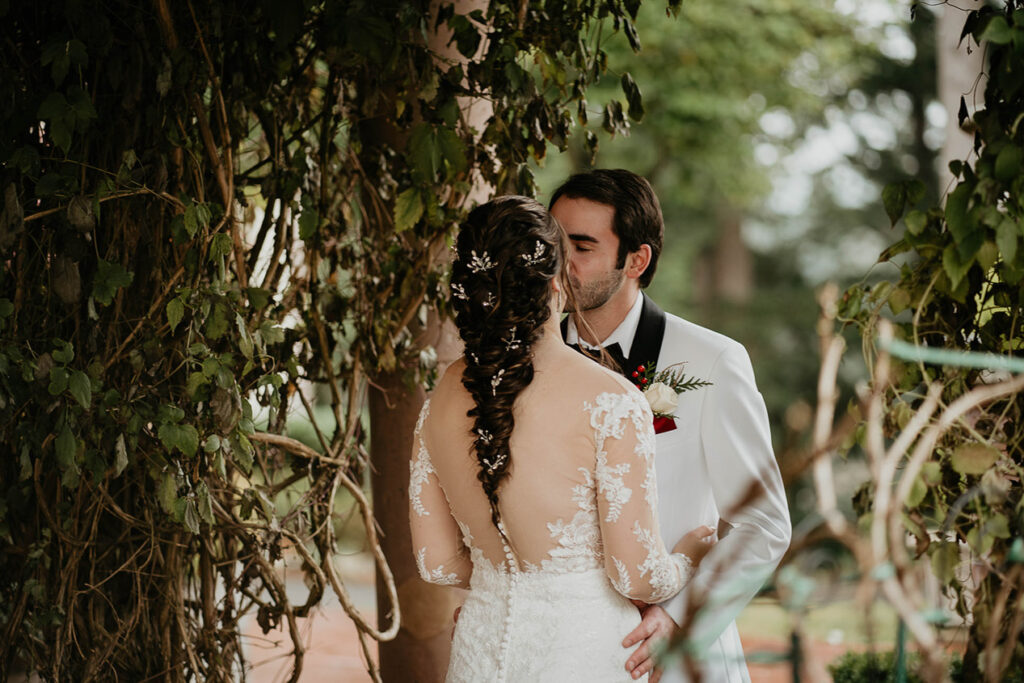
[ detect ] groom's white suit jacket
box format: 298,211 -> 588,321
567,293 -> 791,683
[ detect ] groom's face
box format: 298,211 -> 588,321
550,197 -> 626,312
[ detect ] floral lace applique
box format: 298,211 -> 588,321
457,518 -> 492,572
631,520 -> 687,602
538,466 -> 602,574
610,556 -> 632,596
415,547 -> 462,586
585,391 -> 654,521
409,399 -> 434,517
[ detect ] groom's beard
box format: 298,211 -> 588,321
566,268 -> 626,312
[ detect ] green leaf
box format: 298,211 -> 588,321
231,434 -> 254,473
394,188 -> 424,233
437,127 -> 468,178
930,542 -> 959,585
55,424 -> 77,471
882,183 -> 906,227
984,513 -> 1011,539
976,240 -> 999,271
0,298 -> 13,318
905,474 -> 927,508
52,341 -> 74,364
157,472 -> 177,513
246,287 -> 271,310
167,297 -> 185,333
187,371 -> 208,398
203,434 -> 221,453
951,442 -> 999,475
996,217 -> 1019,263
68,370 -> 91,409
205,301 -> 229,340
409,124 -> 440,184
888,287 -> 911,315
48,366 -> 68,395
944,182 -> 972,244
236,314 -> 253,359
158,423 -> 200,458
92,259 -> 133,306
37,91 -> 68,122
183,204 -> 198,237
904,210 -> 928,235
114,434 -> 128,476
197,482 -> 214,526
904,179 -> 925,205
299,206 -> 319,240
209,233 -> 233,261
620,72 -> 645,121
980,15 -> 1013,44
942,243 -> 972,289
259,320 -> 285,344
995,145 -> 1022,183
183,499 -> 201,535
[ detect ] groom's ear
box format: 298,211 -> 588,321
624,244 -> 652,281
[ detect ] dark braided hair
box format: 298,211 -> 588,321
449,195 -> 567,534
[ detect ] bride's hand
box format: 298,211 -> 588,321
672,525 -> 716,564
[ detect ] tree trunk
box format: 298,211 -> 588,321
936,1 -> 984,177
371,311 -> 464,682
711,203 -> 752,306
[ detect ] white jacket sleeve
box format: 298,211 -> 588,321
660,344 -> 791,641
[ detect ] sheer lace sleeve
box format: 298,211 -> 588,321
586,391 -> 693,603
408,400 -> 471,588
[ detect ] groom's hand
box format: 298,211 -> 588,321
623,604 -> 677,682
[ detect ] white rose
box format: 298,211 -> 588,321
643,381 -> 679,415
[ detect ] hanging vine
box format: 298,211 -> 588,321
0,0 -> 650,679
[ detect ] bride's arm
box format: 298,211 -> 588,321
408,404 -> 471,588
590,392 -> 695,604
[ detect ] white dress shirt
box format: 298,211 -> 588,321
564,290 -> 644,352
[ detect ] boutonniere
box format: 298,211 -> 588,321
629,362 -> 712,434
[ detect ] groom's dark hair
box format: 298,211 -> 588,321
549,168 -> 664,288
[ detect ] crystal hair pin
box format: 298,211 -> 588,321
476,428 -> 493,444
520,241 -> 545,266
468,250 -> 494,273
451,282 -> 468,300
503,327 -> 521,351
481,292 -> 496,308
469,352 -> 479,365
483,452 -> 507,474
491,368 -> 505,396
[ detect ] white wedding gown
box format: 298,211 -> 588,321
411,387 -> 693,682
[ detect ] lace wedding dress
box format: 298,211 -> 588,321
410,390 -> 694,682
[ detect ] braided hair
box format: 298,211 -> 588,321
449,195 -> 567,534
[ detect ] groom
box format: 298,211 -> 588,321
551,169 -> 791,682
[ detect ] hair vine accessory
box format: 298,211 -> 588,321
503,327 -> 521,351
451,282 -> 468,300
476,428 -> 493,444
481,292 -> 496,308
482,452 -> 507,474
469,352 -> 479,365
468,250 -> 495,273
490,368 -> 505,396
519,241 -> 546,266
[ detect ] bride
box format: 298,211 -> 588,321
409,195 -> 713,682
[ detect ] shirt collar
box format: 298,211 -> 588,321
565,291 -> 644,353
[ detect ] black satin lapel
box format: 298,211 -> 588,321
560,314 -> 569,342
626,294 -> 666,374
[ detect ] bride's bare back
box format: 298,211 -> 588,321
412,347 -> 688,600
